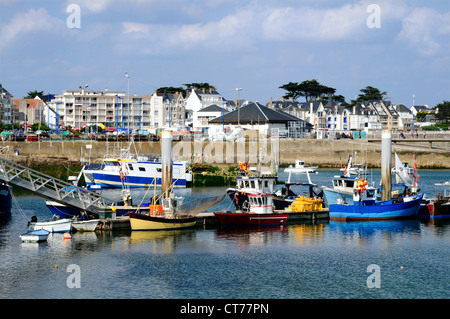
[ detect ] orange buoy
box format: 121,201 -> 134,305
63,232 -> 72,239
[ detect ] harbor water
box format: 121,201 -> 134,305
0,169 -> 449,299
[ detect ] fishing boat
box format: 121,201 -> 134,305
284,160 -> 317,174
129,130 -> 224,231
339,152 -> 367,176
322,155 -> 360,206
20,229 -> 50,243
216,163 -> 288,226
214,193 -> 288,226
29,215 -> 73,233
81,140 -> 192,188
273,170 -> 323,210
419,181 -> 450,219
329,187 -> 423,221
0,183 -> 12,214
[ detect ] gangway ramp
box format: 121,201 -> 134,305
0,156 -> 115,215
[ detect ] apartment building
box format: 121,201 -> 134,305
49,88 -> 152,132
12,99 -> 45,127
0,83 -> 13,125
149,91 -> 186,129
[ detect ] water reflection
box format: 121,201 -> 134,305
128,229 -> 196,253
214,225 -> 289,247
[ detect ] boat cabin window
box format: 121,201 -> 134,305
264,180 -> 269,188
128,164 -> 133,170
244,181 -> 250,188
156,168 -> 161,173
250,181 -> 255,188
346,180 -> 354,188
333,180 -> 338,187
366,189 -> 376,197
139,167 -> 145,172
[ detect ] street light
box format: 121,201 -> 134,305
235,88 -> 242,126
222,100 -> 229,132
125,72 -> 130,134
115,95 -> 121,135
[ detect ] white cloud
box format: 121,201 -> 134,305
396,7 -> 450,56
68,0 -> 113,13
0,8 -> 66,52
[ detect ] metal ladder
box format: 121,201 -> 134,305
0,156 -> 115,215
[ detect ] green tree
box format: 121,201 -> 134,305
355,86 -> 387,102
183,83 -> 216,91
24,90 -> 44,99
279,79 -> 337,102
435,100 -> 450,122
156,87 -> 187,97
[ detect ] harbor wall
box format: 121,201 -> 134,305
1,138 -> 449,169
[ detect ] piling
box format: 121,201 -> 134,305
161,130 -> 173,199
381,131 -> 392,201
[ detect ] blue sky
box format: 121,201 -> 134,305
1,0 -> 449,107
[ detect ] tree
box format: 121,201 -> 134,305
183,83 -> 216,91
278,82 -> 304,100
435,100 -> 450,122
156,87 -> 187,97
279,79 -> 337,102
356,86 -> 387,102
24,90 -> 44,99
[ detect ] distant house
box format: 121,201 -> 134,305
209,101 -> 313,137
393,104 -> 413,130
185,88 -> 227,113
193,104 -> 229,131
349,103 -> 380,132
150,91 -> 185,129
411,105 -> 429,116
12,99 -> 45,128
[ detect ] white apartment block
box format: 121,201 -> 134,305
49,88 -> 152,132
48,88 -> 188,133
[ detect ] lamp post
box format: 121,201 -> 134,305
235,88 -> 242,126
125,72 -> 130,135
55,102 -> 62,135
222,100 -> 229,132
115,95 -> 121,135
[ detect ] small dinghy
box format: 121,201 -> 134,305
28,215 -> 73,233
20,229 -> 50,243
72,219 -> 100,232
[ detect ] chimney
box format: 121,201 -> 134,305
269,97 -> 273,108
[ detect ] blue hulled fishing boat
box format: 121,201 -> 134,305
329,187 -> 423,221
